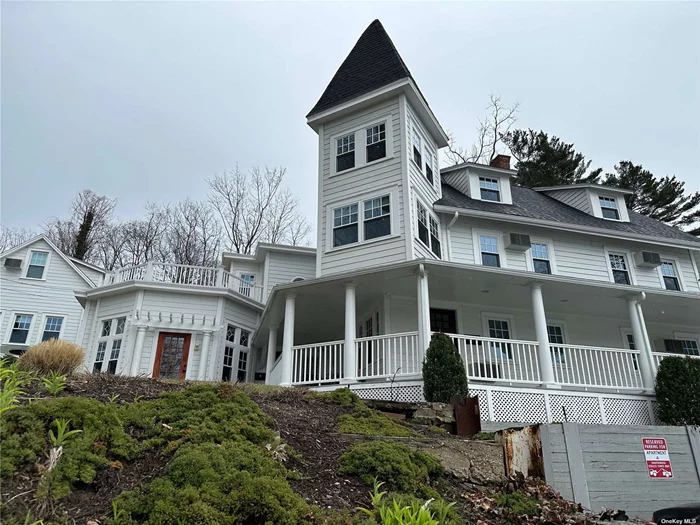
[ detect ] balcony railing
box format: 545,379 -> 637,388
106,262 -> 264,302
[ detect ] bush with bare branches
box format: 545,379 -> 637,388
19,340 -> 85,375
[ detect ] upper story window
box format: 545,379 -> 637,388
42,316 -> 64,341
609,253 -> 630,285
26,251 -> 49,279
364,196 -> 391,240
599,197 -> 620,220
660,261 -> 681,291
416,201 -> 429,246
239,274 -> 256,297
664,339 -> 699,356
531,243 -> 551,274
10,314 -> 33,344
424,149 -> 434,184
336,133 -> 355,173
333,204 -> 359,247
429,217 -> 441,258
366,123 -> 386,163
480,235 -> 500,267
412,127 -> 422,168
93,316 -> 126,374
479,177 -> 500,202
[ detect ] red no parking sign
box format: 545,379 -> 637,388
642,437 -> 673,479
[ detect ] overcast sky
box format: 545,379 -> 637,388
2,1 -> 699,238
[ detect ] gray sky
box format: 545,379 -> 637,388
2,1 -> 699,237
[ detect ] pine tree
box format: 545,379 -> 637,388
422,333 -> 469,403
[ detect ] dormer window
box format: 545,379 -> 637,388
412,127 -> 422,167
424,149 -> 434,184
366,124 -> 386,163
336,134 -> 355,173
599,197 -> 620,220
479,177 -> 500,202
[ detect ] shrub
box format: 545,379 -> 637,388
19,339 -> 85,375
422,333 -> 468,403
495,493 -> 540,517
339,440 -> 443,493
307,387 -> 361,407
655,356 -> 700,425
338,405 -> 414,437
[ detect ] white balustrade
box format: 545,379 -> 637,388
550,344 -> 642,389
447,334 -> 541,384
151,263 -> 218,286
653,352 -> 700,369
222,270 -> 264,302
109,263 -> 148,284
356,332 -> 420,380
291,341 -> 344,385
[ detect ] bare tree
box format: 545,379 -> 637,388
208,166 -> 311,254
168,200 -> 222,266
0,225 -> 36,252
120,203 -> 171,266
445,95 -> 519,166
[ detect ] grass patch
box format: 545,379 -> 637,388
495,492 -> 540,517
473,431 -> 496,441
338,406 -> 414,437
306,387 -> 360,407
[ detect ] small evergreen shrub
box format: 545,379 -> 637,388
655,356 -> 700,425
307,387 -> 361,407
495,493 -> 540,517
19,339 -> 85,375
339,440 -> 443,493
337,405 -> 414,437
422,333 -> 469,403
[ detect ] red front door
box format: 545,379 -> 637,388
153,333 -> 191,380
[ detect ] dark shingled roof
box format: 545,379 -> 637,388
436,183 -> 700,245
307,20 -> 414,117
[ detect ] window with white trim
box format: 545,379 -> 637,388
487,318 -> 512,359
664,339 -> 699,356
424,149 -> 434,184
364,195 -> 391,240
660,261 -> 681,291
412,126 -> 422,167
238,329 -> 250,381
609,253 -> 630,285
26,251 -> 49,279
479,177 -> 500,202
239,274 -> 256,297
429,216 -> 441,258
599,197 -> 620,220
333,204 -> 359,247
10,314 -> 33,344
93,317 -> 126,373
366,123 -> 386,163
531,243 -> 551,274
222,324 -> 237,382
480,235 -> 500,267
42,316 -> 64,341
416,200 -> 429,247
336,133 -> 355,173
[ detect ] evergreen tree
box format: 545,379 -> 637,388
73,208 -> 95,261
422,333 -> 469,403
502,129 -> 602,187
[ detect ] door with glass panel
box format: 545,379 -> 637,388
153,333 -> 191,380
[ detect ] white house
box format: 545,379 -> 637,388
12,20 -> 700,427
0,235 -> 105,356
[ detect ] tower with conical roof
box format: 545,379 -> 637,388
307,20 -> 448,278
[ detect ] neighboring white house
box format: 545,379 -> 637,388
8,20 -> 700,427
0,235 -> 105,356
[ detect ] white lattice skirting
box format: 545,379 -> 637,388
313,381 -> 657,426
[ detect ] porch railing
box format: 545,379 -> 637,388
550,344 -> 642,389
448,334 -> 541,384
653,351 -> 700,369
291,341 -> 344,385
356,332 -> 420,379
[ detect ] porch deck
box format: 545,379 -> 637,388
270,332 -> 699,391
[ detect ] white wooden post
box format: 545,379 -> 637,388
198,330 -> 213,381
343,283 -> 357,382
531,283 -> 557,387
130,326 -> 148,376
280,293 -> 296,386
145,261 -> 154,281
627,296 -> 654,390
265,327 -> 278,385
635,301 -> 657,376
215,267 -> 224,287
416,266 -> 431,363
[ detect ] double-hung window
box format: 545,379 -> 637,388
412,127 -> 422,167
93,317 -> 126,373
531,243 -> 551,274
416,201 -> 430,247
479,177 -> 500,202
363,195 -> 391,240
42,316 -> 64,341
26,251 -> 49,279
336,133 -> 355,173
547,325 -> 565,363
609,253 -> 630,284
480,235 -> 500,267
366,123 -> 386,163
660,261 -> 681,291
333,204 -> 359,247
487,319 -> 512,359
664,339 -> 699,356
429,217 -> 441,258
424,149 -> 434,184
222,325 -> 236,382
599,197 -> 620,220
10,314 -> 33,344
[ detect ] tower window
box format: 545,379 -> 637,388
424,149 -> 434,184
366,124 -> 386,163
412,127 -> 422,168
336,133 -> 355,173
333,204 -> 359,247
363,195 -> 391,240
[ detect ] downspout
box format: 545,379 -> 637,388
445,212 -> 459,262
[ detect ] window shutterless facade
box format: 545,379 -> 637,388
363,196 -> 391,240
42,316 -> 64,341
93,317 -> 126,373
480,235 -> 500,267
487,318 -> 512,358
416,201 -> 430,246
599,196 -> 620,220
26,251 -> 49,279
660,261 -> 681,291
331,193 -> 393,249
609,253 -> 630,284
366,123 -> 386,163
415,200 -> 441,258
10,314 -> 33,344
531,243 -> 551,274
336,133 -> 355,173
424,149 -> 433,184
664,339 -> 699,356
479,177 -> 500,202
429,216 -> 441,258
333,204 -> 359,247
239,274 -> 256,297
412,126 -> 422,167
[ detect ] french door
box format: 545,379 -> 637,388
153,332 -> 191,380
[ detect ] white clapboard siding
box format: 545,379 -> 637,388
266,252 -> 316,297
406,101 -> 441,203
542,188 -> 592,214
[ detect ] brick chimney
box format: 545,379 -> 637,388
490,154 -> 511,170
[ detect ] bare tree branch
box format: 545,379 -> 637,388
0,225 -> 36,253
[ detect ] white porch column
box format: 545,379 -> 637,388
265,327 -> 278,385
530,283 -> 557,388
627,295 -> 655,390
416,266 -> 431,361
198,330 -> 213,381
635,300 -> 657,376
130,326 -> 148,376
144,260 -> 154,281
343,283 -> 357,382
280,293 -> 296,386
